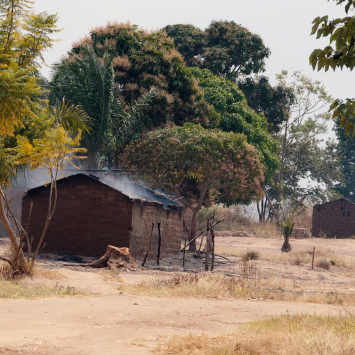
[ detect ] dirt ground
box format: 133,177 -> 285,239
1,234 -> 355,354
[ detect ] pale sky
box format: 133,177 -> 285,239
33,0 -> 352,103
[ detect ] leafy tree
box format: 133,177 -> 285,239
121,124 -> 264,251
334,119 -> 355,201
50,44 -> 155,169
161,24 -> 206,67
237,76 -> 295,132
309,0 -> 355,136
163,21 -> 270,80
187,67 -> 279,183
0,0 -> 89,275
263,71 -> 339,221
53,22 -> 212,132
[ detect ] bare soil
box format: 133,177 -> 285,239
1,234 -> 355,354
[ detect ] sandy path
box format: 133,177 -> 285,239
1,293 -> 354,355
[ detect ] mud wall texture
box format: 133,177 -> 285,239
130,200 -> 184,260
22,175 -> 133,257
22,174 -> 184,258
312,198 -> 355,238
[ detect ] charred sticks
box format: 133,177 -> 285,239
141,223 -> 155,267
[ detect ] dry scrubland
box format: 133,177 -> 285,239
154,313 -> 355,355
1,206 -> 355,354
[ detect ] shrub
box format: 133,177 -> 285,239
317,258 -> 331,270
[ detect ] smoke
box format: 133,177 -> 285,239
9,168 -> 178,209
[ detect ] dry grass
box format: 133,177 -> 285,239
214,246 -> 355,271
241,251 -> 259,262
0,261 -> 12,281
32,266 -> 63,280
122,272 -> 353,306
317,258 -> 331,270
198,204 -> 313,239
154,312 -> 355,355
0,281 -> 83,299
101,269 -> 123,282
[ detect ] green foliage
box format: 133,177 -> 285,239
162,24 -> 206,67
61,22 -> 211,129
0,1 -> 91,275
188,67 -> 279,182
237,76 -> 295,132
334,119 -> 355,201
50,45 -> 116,167
121,123 -> 264,207
50,44 -> 156,168
163,21 -> 270,80
270,71 -> 338,205
310,0 -> 355,136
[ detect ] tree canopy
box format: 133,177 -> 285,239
334,118 -> 355,201
49,44 -> 155,169
121,123 -> 264,246
162,21 -> 270,80
261,71 -> 338,221
0,0 -> 90,274
237,76 -> 295,132
310,0 -> 355,136
52,22 -> 213,131
187,67 -> 279,182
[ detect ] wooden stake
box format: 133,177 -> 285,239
157,222 -> 162,266
197,229 -> 206,257
211,226 -> 216,271
312,247 -> 315,270
182,219 -> 188,267
205,219 -> 211,271
183,234 -> 187,267
141,223 -> 155,267
180,218 -> 224,253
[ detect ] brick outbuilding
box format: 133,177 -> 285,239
312,198 -> 355,238
22,173 -> 184,259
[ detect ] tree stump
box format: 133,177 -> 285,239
87,246 -> 141,271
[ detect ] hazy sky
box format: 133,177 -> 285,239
34,0 -> 352,102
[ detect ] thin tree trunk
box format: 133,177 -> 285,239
0,187 -> 26,267
276,120 -> 288,219
30,169 -> 58,268
189,209 -> 199,252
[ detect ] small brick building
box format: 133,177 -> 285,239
22,174 -> 184,259
312,198 -> 355,238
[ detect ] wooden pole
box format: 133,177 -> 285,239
157,222 -> 162,266
312,247 -> 315,270
141,223 -> 155,267
182,234 -> 187,267
205,219 -> 211,271
197,229 -> 206,257
180,218 -> 224,253
180,229 -> 204,252
211,226 -> 216,271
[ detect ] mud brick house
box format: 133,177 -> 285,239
312,198 -> 355,238
22,173 -> 184,259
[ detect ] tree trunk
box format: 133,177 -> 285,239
0,188 -> 26,269
88,246 -> 141,271
189,209 -> 199,252
276,120 -> 288,220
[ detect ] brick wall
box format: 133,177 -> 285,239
130,199 -> 184,260
312,198 -> 355,238
22,175 -> 133,257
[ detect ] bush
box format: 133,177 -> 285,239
242,251 -> 260,262
317,258 -> 331,270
